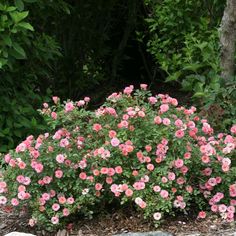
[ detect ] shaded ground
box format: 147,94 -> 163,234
1,207 -> 236,236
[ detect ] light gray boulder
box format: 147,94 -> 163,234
4,232 -> 36,236
114,231 -> 173,236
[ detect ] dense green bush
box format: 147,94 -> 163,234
144,0 -> 225,89
0,0 -> 66,151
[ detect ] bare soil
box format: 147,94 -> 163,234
1,207 -> 236,236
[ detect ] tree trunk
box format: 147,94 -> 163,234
219,0 -> 236,80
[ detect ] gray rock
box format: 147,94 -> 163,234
114,231 -> 173,236
4,232 -> 36,236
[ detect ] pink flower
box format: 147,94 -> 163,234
16,175 -> 25,183
135,197 -> 143,205
93,123 -> 102,132
4,154 -> 11,163
11,198 -> 19,206
51,216 -> 59,224
147,164 -> 154,171
111,138 -> 120,147
208,178 -> 217,187
162,118 -> 171,126
63,208 -> 70,216
59,138 -> 69,148
148,97 -> 157,104
219,204 -> 227,213
230,124 -> 236,134
198,211 -> 206,219
35,163 -> 44,173
125,189 -> 133,197
138,111 -> 145,117
176,177 -> 185,185
101,167 -> 108,174
171,98 -> 178,106
95,183 -> 103,191
77,100 -> 85,107
153,212 -> 162,221
211,205 -> 218,212
140,84 -> 148,90
28,218 -> 36,227
84,97 -> 90,102
175,130 -> 184,138
0,196 -> 7,205
123,85 -> 134,95
230,184 -> 236,197
175,119 -> 183,127
52,203 -> 60,211
184,152 -> 191,159
52,96 -> 59,104
67,197 -> 74,204
139,201 -> 147,209
174,159 -> 184,168
160,104 -> 169,113
160,190 -> 169,199
161,177 -> 168,183
106,168 -> 115,176
42,193 -> 50,201
55,169 -> 63,178
79,172 -> 87,180
153,185 -> 161,192
30,150 -> 40,159
115,166 -> 123,174
201,155 -> 210,164
16,143 -> 27,153
109,130 -> 117,138
65,102 -> 75,112
43,176 -> 52,184
168,172 -> 176,181
58,196 -> 66,204
56,154 -> 65,163
51,112 -> 57,120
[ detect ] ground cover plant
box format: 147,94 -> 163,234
0,85 -> 235,232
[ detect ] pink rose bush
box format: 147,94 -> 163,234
0,85 -> 235,230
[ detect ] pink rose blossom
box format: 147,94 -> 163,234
51,216 -> 59,224
111,138 -> 120,147
65,102 -> 75,112
52,203 -> 60,211
153,212 -> 162,220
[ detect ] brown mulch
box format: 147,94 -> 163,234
1,207 -> 236,236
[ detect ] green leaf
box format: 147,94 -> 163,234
17,22 -> 34,31
182,63 -> 203,72
6,6 -> 17,12
165,71 -> 182,82
2,128 -> 10,135
12,42 -> 26,58
14,0 -> 24,11
192,92 -> 205,98
0,145 -> 8,152
10,11 -> 28,23
1,35 -> 12,46
31,117 -> 37,126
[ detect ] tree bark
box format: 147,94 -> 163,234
219,0 -> 236,80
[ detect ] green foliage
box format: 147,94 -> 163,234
0,2 -> 33,69
0,0 -> 65,152
144,0 -> 225,95
199,76 -> 236,131
0,76 -> 47,153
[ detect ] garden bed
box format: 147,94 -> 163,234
1,207 -> 236,236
